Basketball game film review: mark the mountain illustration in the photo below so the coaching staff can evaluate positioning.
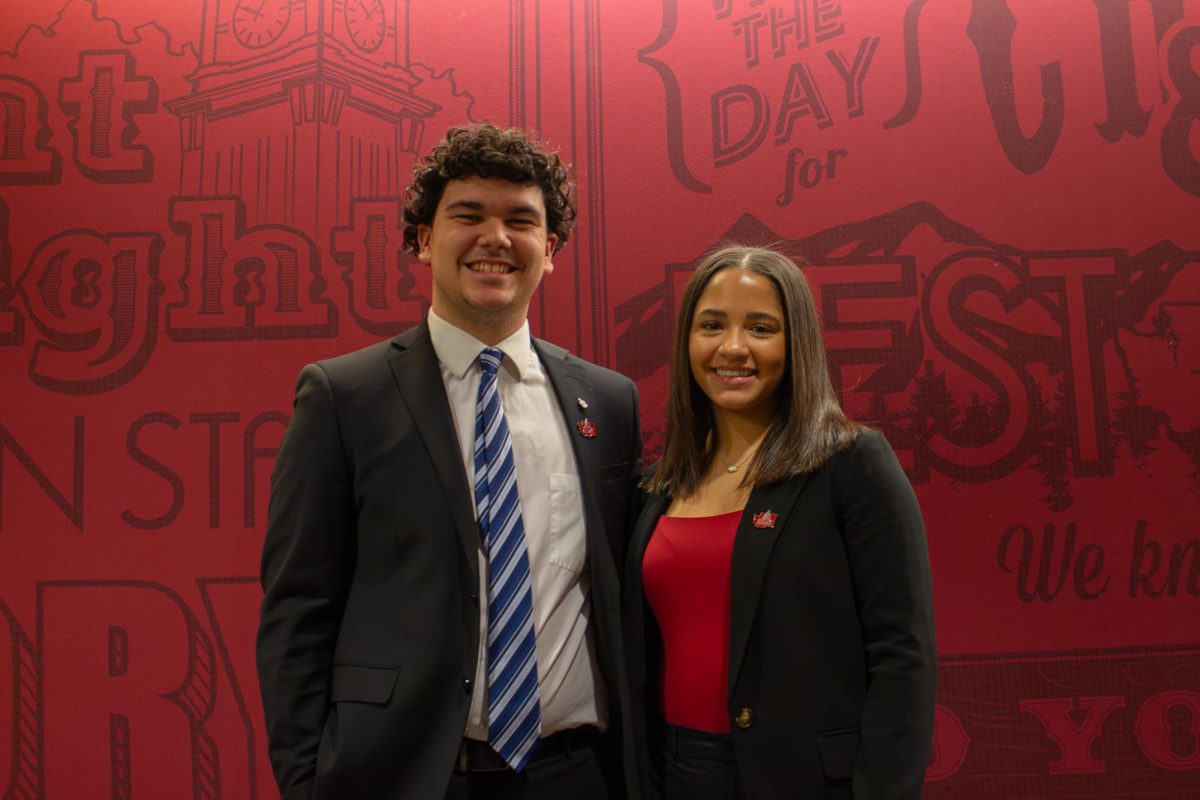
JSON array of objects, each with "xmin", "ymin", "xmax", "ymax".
[
  {"xmin": 616, "ymin": 203, "xmax": 1200, "ymax": 498},
  {"xmin": 1, "ymin": 0, "xmax": 200, "ymax": 62}
]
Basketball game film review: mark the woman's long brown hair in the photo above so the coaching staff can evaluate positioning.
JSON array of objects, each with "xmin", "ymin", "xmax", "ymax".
[{"xmin": 644, "ymin": 245, "xmax": 863, "ymax": 499}]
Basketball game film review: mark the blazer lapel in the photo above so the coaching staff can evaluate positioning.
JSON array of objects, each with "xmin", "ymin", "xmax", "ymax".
[
  {"xmin": 388, "ymin": 323, "xmax": 479, "ymax": 580},
  {"xmin": 628, "ymin": 494, "xmax": 671, "ymax": 584},
  {"xmin": 727, "ymin": 475, "xmax": 810, "ymax": 696},
  {"xmin": 625, "ymin": 493, "xmax": 671, "ymax": 694}
]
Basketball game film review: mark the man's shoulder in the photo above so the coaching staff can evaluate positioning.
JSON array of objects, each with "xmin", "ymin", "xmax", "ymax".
[
  {"xmin": 305, "ymin": 325, "xmax": 427, "ymax": 381},
  {"xmin": 534, "ymin": 337, "xmax": 634, "ymax": 391},
  {"xmin": 317, "ymin": 338, "xmax": 392, "ymax": 366}
]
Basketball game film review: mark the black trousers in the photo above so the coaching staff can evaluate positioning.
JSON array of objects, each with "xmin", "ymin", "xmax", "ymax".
[
  {"xmin": 661, "ymin": 724, "xmax": 737, "ymax": 800},
  {"xmin": 445, "ymin": 731, "xmax": 611, "ymax": 800}
]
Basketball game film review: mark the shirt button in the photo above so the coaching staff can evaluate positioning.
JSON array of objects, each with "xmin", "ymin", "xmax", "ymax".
[
  {"xmin": 735, "ymin": 707, "xmax": 754, "ymax": 729},
  {"xmin": 463, "ymin": 677, "xmax": 473, "ymax": 695}
]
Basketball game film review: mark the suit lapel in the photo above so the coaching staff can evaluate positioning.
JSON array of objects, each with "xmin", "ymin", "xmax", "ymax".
[
  {"xmin": 534, "ymin": 339, "xmax": 589, "ymax": 444},
  {"xmin": 388, "ymin": 323, "xmax": 479, "ymax": 580},
  {"xmin": 534, "ymin": 338, "xmax": 627, "ymax": 680},
  {"xmin": 533, "ymin": 339, "xmax": 608, "ymax": 560},
  {"xmin": 727, "ymin": 474, "xmax": 810, "ymax": 696}
]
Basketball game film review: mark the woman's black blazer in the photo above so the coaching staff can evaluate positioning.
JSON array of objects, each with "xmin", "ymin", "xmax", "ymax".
[{"xmin": 623, "ymin": 430, "xmax": 936, "ymax": 799}]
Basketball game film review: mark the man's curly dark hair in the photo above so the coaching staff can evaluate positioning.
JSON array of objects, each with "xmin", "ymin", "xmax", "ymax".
[{"xmin": 402, "ymin": 124, "xmax": 576, "ymax": 255}]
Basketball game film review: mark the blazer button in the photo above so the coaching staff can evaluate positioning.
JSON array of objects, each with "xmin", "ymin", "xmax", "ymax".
[
  {"xmin": 463, "ymin": 677, "xmax": 473, "ymax": 695},
  {"xmin": 735, "ymin": 707, "xmax": 754, "ymax": 729}
]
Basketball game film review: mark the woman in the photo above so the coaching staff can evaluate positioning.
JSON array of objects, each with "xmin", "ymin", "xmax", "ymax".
[{"xmin": 624, "ymin": 246, "xmax": 936, "ymax": 799}]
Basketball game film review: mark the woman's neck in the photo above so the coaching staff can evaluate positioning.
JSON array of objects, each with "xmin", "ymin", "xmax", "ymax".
[
  {"xmin": 710, "ymin": 407, "xmax": 772, "ymax": 463},
  {"xmin": 665, "ymin": 408, "xmax": 772, "ymax": 517}
]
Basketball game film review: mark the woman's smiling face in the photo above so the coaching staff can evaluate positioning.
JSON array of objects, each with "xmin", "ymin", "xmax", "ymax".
[{"xmin": 688, "ymin": 268, "xmax": 788, "ymax": 422}]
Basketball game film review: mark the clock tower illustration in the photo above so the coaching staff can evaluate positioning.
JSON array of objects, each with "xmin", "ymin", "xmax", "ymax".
[{"xmin": 167, "ymin": 0, "xmax": 439, "ymax": 233}]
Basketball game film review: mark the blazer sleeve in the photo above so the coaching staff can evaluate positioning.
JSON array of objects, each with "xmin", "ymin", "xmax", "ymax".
[
  {"xmin": 256, "ymin": 363, "xmax": 357, "ymax": 800},
  {"xmin": 833, "ymin": 430, "xmax": 937, "ymax": 799}
]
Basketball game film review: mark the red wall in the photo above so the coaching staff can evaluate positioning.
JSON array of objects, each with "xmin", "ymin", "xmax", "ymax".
[{"xmin": 2, "ymin": 0, "xmax": 1199, "ymax": 796}]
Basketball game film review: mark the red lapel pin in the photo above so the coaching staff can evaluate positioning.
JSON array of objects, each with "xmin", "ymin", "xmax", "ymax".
[
  {"xmin": 576, "ymin": 398, "xmax": 596, "ymax": 437},
  {"xmin": 752, "ymin": 510, "xmax": 777, "ymax": 529}
]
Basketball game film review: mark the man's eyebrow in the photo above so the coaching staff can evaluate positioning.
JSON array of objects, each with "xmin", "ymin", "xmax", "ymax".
[
  {"xmin": 505, "ymin": 203, "xmax": 544, "ymax": 218},
  {"xmin": 443, "ymin": 199, "xmax": 483, "ymax": 212},
  {"xmin": 442, "ymin": 199, "xmax": 544, "ymax": 218}
]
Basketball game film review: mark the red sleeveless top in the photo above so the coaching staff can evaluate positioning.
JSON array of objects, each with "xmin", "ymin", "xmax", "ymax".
[{"xmin": 641, "ymin": 510, "xmax": 740, "ymax": 734}]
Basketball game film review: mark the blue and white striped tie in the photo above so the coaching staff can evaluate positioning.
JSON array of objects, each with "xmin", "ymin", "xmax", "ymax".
[{"xmin": 474, "ymin": 347, "xmax": 541, "ymax": 771}]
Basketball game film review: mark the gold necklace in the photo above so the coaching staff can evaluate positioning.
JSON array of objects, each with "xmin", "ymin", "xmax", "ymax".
[{"xmin": 716, "ymin": 446, "xmax": 756, "ymax": 474}]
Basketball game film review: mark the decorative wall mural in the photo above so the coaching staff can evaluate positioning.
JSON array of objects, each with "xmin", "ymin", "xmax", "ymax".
[{"xmin": 1, "ymin": 0, "xmax": 1197, "ymax": 796}]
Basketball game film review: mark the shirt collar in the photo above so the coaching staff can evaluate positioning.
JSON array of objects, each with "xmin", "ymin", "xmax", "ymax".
[{"xmin": 427, "ymin": 308, "xmax": 535, "ymax": 381}]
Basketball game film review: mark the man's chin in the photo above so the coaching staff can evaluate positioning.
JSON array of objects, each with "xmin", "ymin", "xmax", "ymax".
[{"xmin": 463, "ymin": 291, "xmax": 521, "ymax": 315}]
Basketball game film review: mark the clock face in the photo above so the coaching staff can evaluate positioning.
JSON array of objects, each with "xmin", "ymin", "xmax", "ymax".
[
  {"xmin": 233, "ymin": 0, "xmax": 292, "ymax": 48},
  {"xmin": 344, "ymin": 0, "xmax": 386, "ymax": 52}
]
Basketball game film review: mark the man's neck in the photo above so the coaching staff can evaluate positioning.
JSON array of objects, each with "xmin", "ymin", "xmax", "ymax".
[
  {"xmin": 429, "ymin": 306, "xmax": 526, "ymax": 348},
  {"xmin": 458, "ymin": 320, "xmax": 524, "ymax": 347}
]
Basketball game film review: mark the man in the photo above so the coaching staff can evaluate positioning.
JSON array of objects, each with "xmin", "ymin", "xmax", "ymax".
[{"xmin": 257, "ymin": 125, "xmax": 642, "ymax": 799}]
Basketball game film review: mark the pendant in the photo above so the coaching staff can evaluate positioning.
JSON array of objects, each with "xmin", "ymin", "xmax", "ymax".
[{"xmin": 727, "ymin": 465, "xmax": 738, "ymax": 473}]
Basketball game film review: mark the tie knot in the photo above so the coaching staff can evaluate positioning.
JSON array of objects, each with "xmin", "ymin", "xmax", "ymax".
[{"xmin": 478, "ymin": 348, "xmax": 504, "ymax": 376}]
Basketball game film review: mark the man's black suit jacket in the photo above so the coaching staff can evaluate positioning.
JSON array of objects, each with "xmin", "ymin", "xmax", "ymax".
[
  {"xmin": 623, "ymin": 430, "xmax": 936, "ymax": 799},
  {"xmin": 257, "ymin": 322, "xmax": 643, "ymax": 800}
]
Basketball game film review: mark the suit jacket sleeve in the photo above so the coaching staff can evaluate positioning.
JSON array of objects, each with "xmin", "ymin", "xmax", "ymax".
[
  {"xmin": 834, "ymin": 430, "xmax": 937, "ymax": 799},
  {"xmin": 257, "ymin": 363, "xmax": 356, "ymax": 800}
]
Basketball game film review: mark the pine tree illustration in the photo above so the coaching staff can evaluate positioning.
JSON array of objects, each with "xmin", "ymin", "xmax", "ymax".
[
  {"xmin": 865, "ymin": 393, "xmax": 912, "ymax": 449},
  {"xmin": 1147, "ymin": 307, "xmax": 1176, "ymax": 369},
  {"xmin": 1028, "ymin": 384, "xmax": 1073, "ymax": 511},
  {"xmin": 1112, "ymin": 375, "xmax": 1164, "ymax": 460},
  {"xmin": 1164, "ymin": 423, "xmax": 1200, "ymax": 488},
  {"xmin": 906, "ymin": 360, "xmax": 960, "ymax": 443},
  {"xmin": 959, "ymin": 393, "xmax": 1004, "ymax": 447},
  {"xmin": 1111, "ymin": 330, "xmax": 1169, "ymax": 462}
]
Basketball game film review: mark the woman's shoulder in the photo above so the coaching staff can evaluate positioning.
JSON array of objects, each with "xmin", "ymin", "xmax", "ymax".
[
  {"xmin": 845, "ymin": 426, "xmax": 891, "ymax": 453},
  {"xmin": 824, "ymin": 426, "xmax": 904, "ymax": 478}
]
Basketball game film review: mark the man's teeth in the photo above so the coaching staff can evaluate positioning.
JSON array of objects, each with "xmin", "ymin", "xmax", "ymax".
[
  {"xmin": 715, "ymin": 369, "xmax": 753, "ymax": 377},
  {"xmin": 468, "ymin": 263, "xmax": 513, "ymax": 274}
]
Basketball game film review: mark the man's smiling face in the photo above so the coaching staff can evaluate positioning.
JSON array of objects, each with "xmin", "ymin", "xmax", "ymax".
[{"xmin": 417, "ymin": 176, "xmax": 557, "ymax": 343}]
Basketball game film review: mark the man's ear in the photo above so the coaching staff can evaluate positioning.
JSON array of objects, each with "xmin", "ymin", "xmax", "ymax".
[
  {"xmin": 416, "ymin": 225, "xmax": 433, "ymax": 264},
  {"xmin": 543, "ymin": 235, "xmax": 558, "ymax": 275}
]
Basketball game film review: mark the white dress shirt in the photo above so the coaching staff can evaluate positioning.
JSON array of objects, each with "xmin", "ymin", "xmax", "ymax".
[{"xmin": 427, "ymin": 309, "xmax": 607, "ymax": 740}]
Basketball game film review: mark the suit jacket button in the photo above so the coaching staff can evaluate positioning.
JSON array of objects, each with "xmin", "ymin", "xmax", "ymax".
[
  {"xmin": 463, "ymin": 677, "xmax": 473, "ymax": 695},
  {"xmin": 735, "ymin": 707, "xmax": 754, "ymax": 729}
]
